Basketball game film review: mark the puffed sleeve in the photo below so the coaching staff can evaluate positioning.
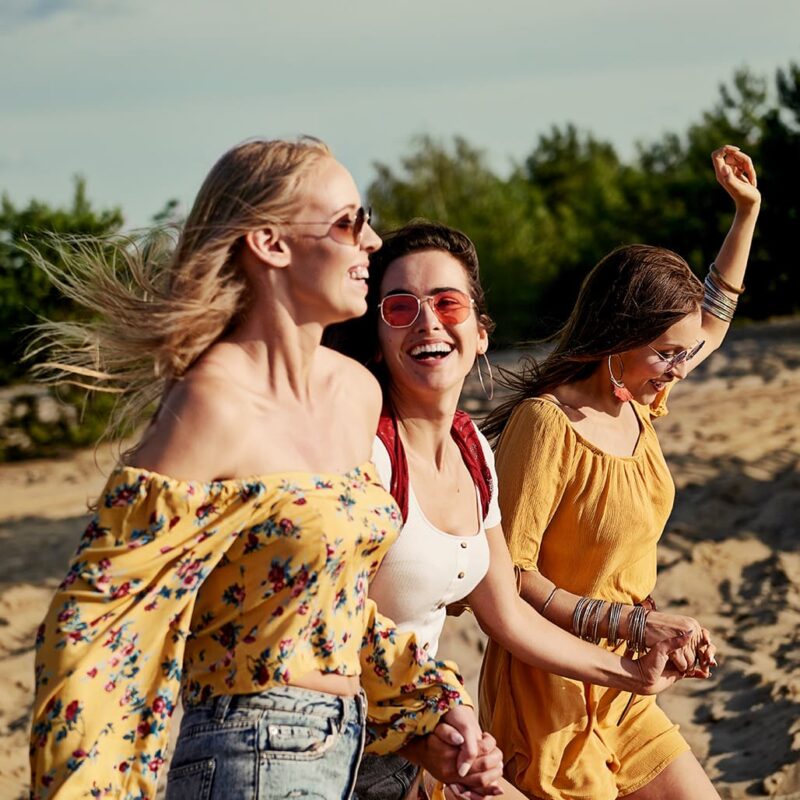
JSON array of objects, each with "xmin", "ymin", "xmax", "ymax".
[
  {"xmin": 29, "ymin": 469, "xmax": 256, "ymax": 800},
  {"xmin": 359, "ymin": 599, "xmax": 470, "ymax": 755},
  {"xmin": 493, "ymin": 400, "xmax": 575, "ymax": 571}
]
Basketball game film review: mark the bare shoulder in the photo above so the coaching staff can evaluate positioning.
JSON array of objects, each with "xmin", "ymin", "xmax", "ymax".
[
  {"xmin": 318, "ymin": 346, "xmax": 382, "ymax": 417},
  {"xmin": 128, "ymin": 372, "xmax": 248, "ymax": 481},
  {"xmin": 320, "ymin": 347, "xmax": 383, "ymax": 448}
]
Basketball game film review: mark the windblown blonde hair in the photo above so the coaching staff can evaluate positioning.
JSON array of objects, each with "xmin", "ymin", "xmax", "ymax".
[{"xmin": 26, "ymin": 137, "xmax": 332, "ymax": 438}]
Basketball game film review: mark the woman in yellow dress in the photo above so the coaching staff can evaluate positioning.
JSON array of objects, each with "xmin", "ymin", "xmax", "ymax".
[
  {"xmin": 480, "ymin": 145, "xmax": 760, "ymax": 799},
  {"xmin": 27, "ymin": 138, "xmax": 495, "ymax": 799}
]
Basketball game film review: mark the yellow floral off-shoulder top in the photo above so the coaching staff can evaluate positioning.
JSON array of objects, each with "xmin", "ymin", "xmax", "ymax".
[{"xmin": 30, "ymin": 463, "xmax": 467, "ymax": 800}]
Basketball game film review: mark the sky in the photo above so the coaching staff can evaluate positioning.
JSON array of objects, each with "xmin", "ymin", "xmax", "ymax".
[{"xmin": 1, "ymin": 0, "xmax": 798, "ymax": 227}]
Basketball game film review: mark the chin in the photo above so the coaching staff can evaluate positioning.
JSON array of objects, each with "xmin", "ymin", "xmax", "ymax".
[{"xmin": 634, "ymin": 387, "xmax": 660, "ymax": 405}]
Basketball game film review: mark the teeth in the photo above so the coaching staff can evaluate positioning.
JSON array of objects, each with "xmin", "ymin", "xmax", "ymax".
[
  {"xmin": 348, "ymin": 266, "xmax": 368, "ymax": 279},
  {"xmin": 409, "ymin": 343, "xmax": 453, "ymax": 357}
]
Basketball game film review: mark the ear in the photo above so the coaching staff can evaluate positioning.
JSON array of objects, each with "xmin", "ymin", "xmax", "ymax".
[
  {"xmin": 476, "ymin": 326, "xmax": 489, "ymax": 356},
  {"xmin": 243, "ymin": 227, "xmax": 291, "ymax": 269}
]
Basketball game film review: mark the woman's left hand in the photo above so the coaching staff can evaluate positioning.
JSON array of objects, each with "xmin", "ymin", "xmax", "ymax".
[{"xmin": 713, "ymin": 145, "xmax": 761, "ymax": 211}]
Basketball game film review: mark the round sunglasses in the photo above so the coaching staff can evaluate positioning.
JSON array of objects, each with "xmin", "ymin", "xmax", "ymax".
[
  {"xmin": 379, "ymin": 290, "xmax": 476, "ymax": 328},
  {"xmin": 647, "ymin": 339, "xmax": 705, "ymax": 371}
]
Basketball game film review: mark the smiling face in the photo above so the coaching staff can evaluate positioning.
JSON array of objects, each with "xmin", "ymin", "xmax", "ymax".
[
  {"xmin": 282, "ymin": 157, "xmax": 381, "ymax": 324},
  {"xmin": 376, "ymin": 249, "xmax": 488, "ymax": 405},
  {"xmin": 617, "ymin": 306, "xmax": 704, "ymax": 404}
]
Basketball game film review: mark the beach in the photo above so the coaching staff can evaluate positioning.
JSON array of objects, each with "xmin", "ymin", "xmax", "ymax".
[{"xmin": 1, "ymin": 319, "xmax": 798, "ymax": 798}]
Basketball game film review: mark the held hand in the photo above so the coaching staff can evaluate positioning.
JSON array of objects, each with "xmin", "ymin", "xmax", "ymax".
[
  {"xmin": 440, "ymin": 705, "xmax": 483, "ymax": 779},
  {"xmin": 631, "ymin": 631, "xmax": 713, "ymax": 693},
  {"xmin": 645, "ymin": 611, "xmax": 717, "ymax": 674},
  {"xmin": 411, "ymin": 725, "xmax": 503, "ymax": 797},
  {"xmin": 712, "ymin": 145, "xmax": 761, "ymax": 210}
]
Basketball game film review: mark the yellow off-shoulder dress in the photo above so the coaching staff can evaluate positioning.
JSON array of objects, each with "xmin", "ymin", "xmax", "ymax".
[
  {"xmin": 479, "ymin": 394, "xmax": 689, "ymax": 800},
  {"xmin": 30, "ymin": 463, "xmax": 468, "ymax": 799}
]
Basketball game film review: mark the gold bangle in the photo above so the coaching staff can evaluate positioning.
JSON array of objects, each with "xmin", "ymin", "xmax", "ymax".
[{"xmin": 710, "ymin": 262, "xmax": 745, "ymax": 295}]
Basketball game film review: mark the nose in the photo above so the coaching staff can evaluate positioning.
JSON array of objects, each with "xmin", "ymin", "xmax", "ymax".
[
  {"xmin": 415, "ymin": 297, "xmax": 442, "ymax": 330},
  {"xmin": 667, "ymin": 360, "xmax": 690, "ymax": 380},
  {"xmin": 361, "ymin": 223, "xmax": 382, "ymax": 254}
]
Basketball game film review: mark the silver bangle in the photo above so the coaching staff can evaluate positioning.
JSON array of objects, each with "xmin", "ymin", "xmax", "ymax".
[
  {"xmin": 607, "ymin": 602, "xmax": 623, "ymax": 647},
  {"xmin": 703, "ymin": 273, "xmax": 738, "ymax": 322},
  {"xmin": 540, "ymin": 587, "xmax": 558, "ymax": 617},
  {"xmin": 572, "ymin": 597, "xmax": 590, "ymax": 637},
  {"xmin": 626, "ymin": 606, "xmax": 650, "ymax": 654}
]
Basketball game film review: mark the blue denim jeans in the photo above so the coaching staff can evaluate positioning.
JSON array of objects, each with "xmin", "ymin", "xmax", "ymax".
[
  {"xmin": 166, "ymin": 685, "xmax": 367, "ymax": 800},
  {"xmin": 353, "ymin": 753, "xmax": 420, "ymax": 800}
]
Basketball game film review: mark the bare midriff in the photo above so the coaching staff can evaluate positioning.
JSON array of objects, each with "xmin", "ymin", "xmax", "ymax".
[{"xmin": 290, "ymin": 669, "xmax": 361, "ymax": 697}]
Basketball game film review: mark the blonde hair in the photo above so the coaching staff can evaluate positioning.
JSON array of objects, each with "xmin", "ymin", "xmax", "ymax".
[{"xmin": 26, "ymin": 137, "xmax": 332, "ymax": 437}]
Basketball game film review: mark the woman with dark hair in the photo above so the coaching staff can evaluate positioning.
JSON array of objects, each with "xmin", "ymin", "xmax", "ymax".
[
  {"xmin": 479, "ymin": 145, "xmax": 760, "ymax": 799},
  {"xmin": 27, "ymin": 138, "xmax": 490, "ymax": 800},
  {"xmin": 325, "ymin": 221, "xmax": 703, "ymax": 800}
]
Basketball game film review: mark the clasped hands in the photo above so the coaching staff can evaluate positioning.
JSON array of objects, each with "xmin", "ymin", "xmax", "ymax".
[
  {"xmin": 633, "ymin": 611, "xmax": 717, "ymax": 693},
  {"xmin": 403, "ymin": 705, "xmax": 504, "ymax": 799}
]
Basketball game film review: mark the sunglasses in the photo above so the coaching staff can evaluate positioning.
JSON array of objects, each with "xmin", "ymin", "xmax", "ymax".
[
  {"xmin": 284, "ymin": 206, "xmax": 372, "ymax": 246},
  {"xmin": 379, "ymin": 290, "xmax": 476, "ymax": 328},
  {"xmin": 647, "ymin": 339, "xmax": 705, "ymax": 371}
]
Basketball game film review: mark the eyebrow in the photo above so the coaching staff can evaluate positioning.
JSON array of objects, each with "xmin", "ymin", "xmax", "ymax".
[
  {"xmin": 652, "ymin": 341, "xmax": 694, "ymax": 351},
  {"xmin": 383, "ymin": 286, "xmax": 464, "ymax": 297}
]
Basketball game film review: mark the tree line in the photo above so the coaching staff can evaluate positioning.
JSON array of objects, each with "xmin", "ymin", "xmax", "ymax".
[{"xmin": 1, "ymin": 65, "xmax": 797, "ymax": 388}]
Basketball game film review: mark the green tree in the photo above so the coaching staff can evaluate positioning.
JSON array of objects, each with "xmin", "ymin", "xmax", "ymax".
[{"xmin": 0, "ymin": 176, "xmax": 124, "ymax": 383}]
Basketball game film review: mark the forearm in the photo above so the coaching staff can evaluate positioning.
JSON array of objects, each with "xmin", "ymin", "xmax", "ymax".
[
  {"xmin": 473, "ymin": 595, "xmax": 643, "ymax": 692},
  {"xmin": 703, "ymin": 204, "xmax": 760, "ymax": 346},
  {"xmin": 518, "ymin": 569, "xmax": 640, "ymax": 641}
]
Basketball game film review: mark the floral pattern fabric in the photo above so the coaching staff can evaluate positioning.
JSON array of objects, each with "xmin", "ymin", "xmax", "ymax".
[{"xmin": 30, "ymin": 464, "xmax": 467, "ymax": 799}]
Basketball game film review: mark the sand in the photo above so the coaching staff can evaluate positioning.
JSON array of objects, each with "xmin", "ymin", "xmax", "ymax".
[{"xmin": 1, "ymin": 319, "xmax": 798, "ymax": 799}]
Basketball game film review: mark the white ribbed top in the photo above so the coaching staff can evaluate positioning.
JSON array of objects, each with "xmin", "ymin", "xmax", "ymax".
[{"xmin": 368, "ymin": 429, "xmax": 500, "ymax": 657}]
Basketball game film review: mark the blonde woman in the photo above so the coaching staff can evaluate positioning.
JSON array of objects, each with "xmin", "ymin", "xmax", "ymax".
[{"xmin": 28, "ymin": 139, "xmax": 495, "ymax": 800}]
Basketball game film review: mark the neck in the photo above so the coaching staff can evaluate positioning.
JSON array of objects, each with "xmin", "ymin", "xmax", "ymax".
[
  {"xmin": 223, "ymin": 300, "xmax": 324, "ymax": 404},
  {"xmin": 389, "ymin": 384, "xmax": 462, "ymax": 470},
  {"xmin": 564, "ymin": 364, "xmax": 627, "ymax": 418}
]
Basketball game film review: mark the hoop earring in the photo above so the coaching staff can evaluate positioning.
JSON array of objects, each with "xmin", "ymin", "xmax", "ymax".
[
  {"xmin": 608, "ymin": 355, "xmax": 633, "ymax": 403},
  {"xmin": 476, "ymin": 353, "xmax": 494, "ymax": 401}
]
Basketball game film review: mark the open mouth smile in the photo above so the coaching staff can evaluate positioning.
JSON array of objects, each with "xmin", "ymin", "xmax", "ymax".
[{"xmin": 408, "ymin": 342, "xmax": 455, "ymax": 362}]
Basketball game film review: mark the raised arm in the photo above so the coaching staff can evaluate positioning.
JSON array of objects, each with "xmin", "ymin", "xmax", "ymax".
[{"xmin": 691, "ymin": 145, "xmax": 761, "ymax": 370}]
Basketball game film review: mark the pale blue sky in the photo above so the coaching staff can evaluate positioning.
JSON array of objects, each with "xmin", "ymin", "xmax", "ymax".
[{"xmin": 2, "ymin": 0, "xmax": 798, "ymax": 226}]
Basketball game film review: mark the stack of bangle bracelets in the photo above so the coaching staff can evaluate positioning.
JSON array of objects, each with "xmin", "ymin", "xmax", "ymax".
[
  {"xmin": 570, "ymin": 597, "xmax": 649, "ymax": 654},
  {"xmin": 558, "ymin": 594, "xmax": 655, "ymax": 725},
  {"xmin": 703, "ymin": 262, "xmax": 744, "ymax": 323}
]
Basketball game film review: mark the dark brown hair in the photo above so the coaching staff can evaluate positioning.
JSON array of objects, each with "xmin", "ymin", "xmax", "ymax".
[
  {"xmin": 324, "ymin": 219, "xmax": 494, "ymax": 387},
  {"xmin": 482, "ymin": 244, "xmax": 703, "ymax": 442}
]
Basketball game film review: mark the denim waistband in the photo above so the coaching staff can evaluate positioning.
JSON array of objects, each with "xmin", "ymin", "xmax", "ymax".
[{"xmin": 194, "ymin": 684, "xmax": 366, "ymax": 726}]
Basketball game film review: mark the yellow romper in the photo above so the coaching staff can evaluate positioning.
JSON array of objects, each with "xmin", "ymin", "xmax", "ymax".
[
  {"xmin": 30, "ymin": 463, "xmax": 468, "ymax": 799},
  {"xmin": 479, "ymin": 394, "xmax": 689, "ymax": 800}
]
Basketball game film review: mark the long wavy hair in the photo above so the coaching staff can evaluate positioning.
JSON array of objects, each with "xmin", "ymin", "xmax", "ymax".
[
  {"xmin": 25, "ymin": 137, "xmax": 331, "ymax": 438},
  {"xmin": 482, "ymin": 244, "xmax": 703, "ymax": 443},
  {"xmin": 324, "ymin": 219, "xmax": 495, "ymax": 393}
]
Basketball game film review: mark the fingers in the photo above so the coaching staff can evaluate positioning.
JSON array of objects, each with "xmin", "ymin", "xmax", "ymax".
[
  {"xmin": 668, "ymin": 645, "xmax": 695, "ymax": 674},
  {"xmin": 450, "ymin": 733, "xmax": 504, "ymax": 797},
  {"xmin": 433, "ymin": 722, "xmax": 465, "ymax": 747},
  {"xmin": 442, "ymin": 707, "xmax": 482, "ymax": 778},
  {"xmin": 713, "ymin": 144, "xmax": 758, "ymax": 189}
]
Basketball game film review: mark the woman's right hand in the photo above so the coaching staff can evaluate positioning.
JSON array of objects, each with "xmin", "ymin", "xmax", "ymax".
[{"xmin": 644, "ymin": 610, "xmax": 716, "ymax": 673}]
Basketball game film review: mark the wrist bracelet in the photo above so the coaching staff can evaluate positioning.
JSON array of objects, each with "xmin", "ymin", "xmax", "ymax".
[{"xmin": 540, "ymin": 587, "xmax": 558, "ymax": 616}]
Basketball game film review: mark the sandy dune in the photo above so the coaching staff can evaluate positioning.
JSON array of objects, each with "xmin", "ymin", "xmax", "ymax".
[{"xmin": 1, "ymin": 320, "xmax": 798, "ymax": 799}]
